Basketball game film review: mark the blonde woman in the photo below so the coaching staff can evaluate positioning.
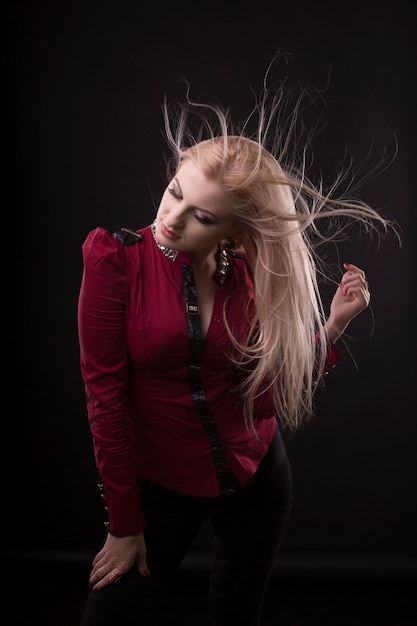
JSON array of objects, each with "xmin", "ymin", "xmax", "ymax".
[{"xmin": 77, "ymin": 80, "xmax": 396, "ymax": 625}]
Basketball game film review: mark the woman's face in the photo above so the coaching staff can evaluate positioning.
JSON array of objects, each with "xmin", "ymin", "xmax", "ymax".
[{"xmin": 155, "ymin": 158, "xmax": 236, "ymax": 259}]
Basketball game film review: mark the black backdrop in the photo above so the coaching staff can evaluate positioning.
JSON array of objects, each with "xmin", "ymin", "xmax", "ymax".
[{"xmin": 10, "ymin": 0, "xmax": 416, "ymax": 572}]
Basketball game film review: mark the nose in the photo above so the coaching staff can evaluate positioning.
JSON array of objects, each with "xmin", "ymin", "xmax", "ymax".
[{"xmin": 165, "ymin": 204, "xmax": 186, "ymax": 231}]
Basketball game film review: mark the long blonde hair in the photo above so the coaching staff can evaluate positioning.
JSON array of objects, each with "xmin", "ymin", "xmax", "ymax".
[{"xmin": 161, "ymin": 79, "xmax": 399, "ymax": 433}]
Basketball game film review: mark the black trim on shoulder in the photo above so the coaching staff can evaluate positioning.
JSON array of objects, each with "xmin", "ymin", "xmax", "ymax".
[{"xmin": 113, "ymin": 227, "xmax": 144, "ymax": 246}]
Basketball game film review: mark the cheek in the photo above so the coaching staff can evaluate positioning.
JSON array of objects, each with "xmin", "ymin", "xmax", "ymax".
[{"xmin": 195, "ymin": 229, "xmax": 227, "ymax": 247}]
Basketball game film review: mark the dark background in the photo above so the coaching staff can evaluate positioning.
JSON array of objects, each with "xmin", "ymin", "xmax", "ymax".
[{"xmin": 9, "ymin": 0, "xmax": 416, "ymax": 607}]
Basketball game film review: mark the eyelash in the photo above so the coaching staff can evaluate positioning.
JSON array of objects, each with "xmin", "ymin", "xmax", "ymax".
[
  {"xmin": 168, "ymin": 187, "xmax": 214, "ymax": 225},
  {"xmin": 194, "ymin": 214, "xmax": 213, "ymax": 225},
  {"xmin": 168, "ymin": 187, "xmax": 181, "ymax": 200}
]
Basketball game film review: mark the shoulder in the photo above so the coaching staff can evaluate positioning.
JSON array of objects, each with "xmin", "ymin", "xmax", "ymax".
[
  {"xmin": 81, "ymin": 226, "xmax": 146, "ymax": 270},
  {"xmin": 83, "ymin": 226, "xmax": 144, "ymax": 253}
]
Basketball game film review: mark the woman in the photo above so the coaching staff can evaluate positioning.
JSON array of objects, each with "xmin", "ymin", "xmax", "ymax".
[{"xmin": 77, "ymin": 82, "xmax": 394, "ymax": 625}]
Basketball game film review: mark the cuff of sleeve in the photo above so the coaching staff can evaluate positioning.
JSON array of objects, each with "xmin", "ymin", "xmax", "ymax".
[
  {"xmin": 326, "ymin": 341, "xmax": 345, "ymax": 369},
  {"xmin": 98, "ymin": 481, "xmax": 146, "ymax": 536}
]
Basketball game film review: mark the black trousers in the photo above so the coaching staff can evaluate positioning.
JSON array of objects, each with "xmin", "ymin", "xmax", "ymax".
[{"xmin": 79, "ymin": 427, "xmax": 293, "ymax": 626}]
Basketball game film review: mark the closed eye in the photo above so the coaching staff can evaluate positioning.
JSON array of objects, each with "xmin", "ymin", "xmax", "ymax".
[
  {"xmin": 168, "ymin": 187, "xmax": 216, "ymax": 225},
  {"xmin": 168, "ymin": 187, "xmax": 182, "ymax": 200},
  {"xmin": 194, "ymin": 212, "xmax": 214, "ymax": 225}
]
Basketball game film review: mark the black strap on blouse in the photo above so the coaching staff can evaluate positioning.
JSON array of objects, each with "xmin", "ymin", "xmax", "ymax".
[{"xmin": 181, "ymin": 263, "xmax": 237, "ymax": 495}]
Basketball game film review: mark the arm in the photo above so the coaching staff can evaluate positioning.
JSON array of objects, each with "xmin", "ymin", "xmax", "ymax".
[
  {"xmin": 324, "ymin": 262, "xmax": 370, "ymax": 343},
  {"xmin": 78, "ymin": 228, "xmax": 149, "ymax": 587}
]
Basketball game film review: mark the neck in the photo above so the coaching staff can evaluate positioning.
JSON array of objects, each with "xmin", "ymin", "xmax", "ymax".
[{"xmin": 190, "ymin": 245, "xmax": 218, "ymax": 273}]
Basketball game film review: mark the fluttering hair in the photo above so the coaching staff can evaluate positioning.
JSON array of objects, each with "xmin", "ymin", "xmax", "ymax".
[{"xmin": 160, "ymin": 71, "xmax": 400, "ymax": 434}]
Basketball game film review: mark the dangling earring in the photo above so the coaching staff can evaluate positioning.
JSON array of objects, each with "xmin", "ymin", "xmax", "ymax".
[{"xmin": 224, "ymin": 240, "xmax": 237, "ymax": 250}]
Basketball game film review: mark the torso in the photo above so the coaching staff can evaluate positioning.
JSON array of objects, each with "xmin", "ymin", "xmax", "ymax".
[{"xmin": 79, "ymin": 226, "xmax": 278, "ymax": 507}]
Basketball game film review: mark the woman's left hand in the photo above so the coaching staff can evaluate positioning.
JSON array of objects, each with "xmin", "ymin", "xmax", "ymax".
[{"xmin": 326, "ymin": 262, "xmax": 370, "ymax": 342}]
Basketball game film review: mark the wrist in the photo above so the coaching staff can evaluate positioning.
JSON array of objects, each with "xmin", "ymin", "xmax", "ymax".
[{"xmin": 324, "ymin": 317, "xmax": 348, "ymax": 343}]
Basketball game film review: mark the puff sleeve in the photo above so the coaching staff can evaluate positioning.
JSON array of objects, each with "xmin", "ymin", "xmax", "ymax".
[{"xmin": 78, "ymin": 227, "xmax": 145, "ymax": 536}]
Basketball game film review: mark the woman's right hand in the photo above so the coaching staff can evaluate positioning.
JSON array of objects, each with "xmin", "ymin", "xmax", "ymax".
[{"xmin": 89, "ymin": 531, "xmax": 149, "ymax": 592}]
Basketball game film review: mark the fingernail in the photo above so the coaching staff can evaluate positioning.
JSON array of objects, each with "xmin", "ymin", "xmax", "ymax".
[
  {"xmin": 92, "ymin": 586, "xmax": 98, "ymax": 593},
  {"xmin": 143, "ymin": 569, "xmax": 150, "ymax": 577}
]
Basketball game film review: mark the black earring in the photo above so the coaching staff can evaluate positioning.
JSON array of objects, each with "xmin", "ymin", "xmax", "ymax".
[{"xmin": 225, "ymin": 240, "xmax": 237, "ymax": 250}]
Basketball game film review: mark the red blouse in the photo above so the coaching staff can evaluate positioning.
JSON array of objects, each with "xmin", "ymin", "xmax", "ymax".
[{"xmin": 78, "ymin": 225, "xmax": 343, "ymax": 536}]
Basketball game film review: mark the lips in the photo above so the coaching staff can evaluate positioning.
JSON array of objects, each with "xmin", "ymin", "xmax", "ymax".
[{"xmin": 160, "ymin": 221, "xmax": 180, "ymax": 241}]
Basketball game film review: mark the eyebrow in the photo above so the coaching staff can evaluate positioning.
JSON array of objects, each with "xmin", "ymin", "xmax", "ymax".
[{"xmin": 174, "ymin": 177, "xmax": 219, "ymax": 221}]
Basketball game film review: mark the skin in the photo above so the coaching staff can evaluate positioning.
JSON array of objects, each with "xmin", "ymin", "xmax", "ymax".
[{"xmin": 89, "ymin": 157, "xmax": 370, "ymax": 592}]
